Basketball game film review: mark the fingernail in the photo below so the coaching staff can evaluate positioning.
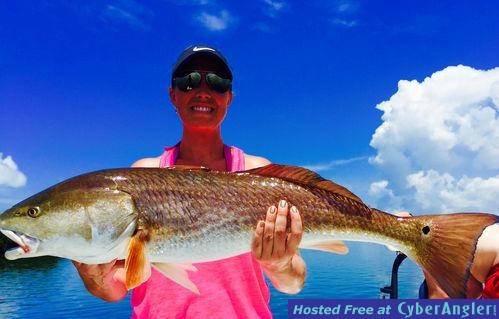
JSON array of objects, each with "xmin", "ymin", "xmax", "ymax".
[
  {"xmin": 290, "ymin": 206, "xmax": 298, "ymax": 214},
  {"xmin": 279, "ymin": 200, "xmax": 287, "ymax": 208},
  {"xmin": 259, "ymin": 221, "xmax": 265, "ymax": 228},
  {"xmin": 269, "ymin": 206, "xmax": 276, "ymax": 214}
]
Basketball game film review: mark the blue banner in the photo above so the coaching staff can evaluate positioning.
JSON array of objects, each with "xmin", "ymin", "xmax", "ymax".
[{"xmin": 288, "ymin": 299, "xmax": 498, "ymax": 319}]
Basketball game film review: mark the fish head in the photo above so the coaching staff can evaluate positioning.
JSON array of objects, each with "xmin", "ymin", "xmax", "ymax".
[{"xmin": 0, "ymin": 173, "xmax": 138, "ymax": 263}]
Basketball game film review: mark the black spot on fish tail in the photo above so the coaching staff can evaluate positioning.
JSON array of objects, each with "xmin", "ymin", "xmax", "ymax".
[{"xmin": 422, "ymin": 225, "xmax": 431, "ymax": 235}]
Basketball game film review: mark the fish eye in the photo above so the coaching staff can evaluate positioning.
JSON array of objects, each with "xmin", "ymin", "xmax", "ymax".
[
  {"xmin": 421, "ymin": 225, "xmax": 431, "ymax": 235},
  {"xmin": 27, "ymin": 207, "xmax": 40, "ymax": 218}
]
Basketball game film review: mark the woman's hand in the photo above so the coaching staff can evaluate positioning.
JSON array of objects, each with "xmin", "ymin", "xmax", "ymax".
[
  {"xmin": 72, "ymin": 259, "xmax": 129, "ymax": 302},
  {"xmin": 251, "ymin": 200, "xmax": 306, "ymax": 294}
]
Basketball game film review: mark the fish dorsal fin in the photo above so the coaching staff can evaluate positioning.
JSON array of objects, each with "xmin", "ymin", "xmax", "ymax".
[
  {"xmin": 246, "ymin": 164, "xmax": 363, "ymax": 203},
  {"xmin": 152, "ymin": 262, "xmax": 200, "ymax": 295},
  {"xmin": 168, "ymin": 165, "xmax": 210, "ymax": 171},
  {"xmin": 125, "ymin": 231, "xmax": 151, "ymax": 290}
]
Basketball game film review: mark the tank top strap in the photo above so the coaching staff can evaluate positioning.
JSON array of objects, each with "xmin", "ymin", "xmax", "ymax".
[
  {"xmin": 224, "ymin": 145, "xmax": 245, "ymax": 171},
  {"xmin": 159, "ymin": 143, "xmax": 180, "ymax": 168}
]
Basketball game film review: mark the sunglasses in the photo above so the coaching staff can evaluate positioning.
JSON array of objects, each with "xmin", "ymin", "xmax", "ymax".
[{"xmin": 173, "ymin": 71, "xmax": 232, "ymax": 93}]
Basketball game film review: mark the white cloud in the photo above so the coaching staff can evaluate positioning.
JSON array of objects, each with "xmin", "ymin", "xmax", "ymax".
[
  {"xmin": 100, "ymin": 0, "xmax": 154, "ymax": 31},
  {"xmin": 304, "ymin": 156, "xmax": 367, "ymax": 172},
  {"xmin": 196, "ymin": 10, "xmax": 233, "ymax": 31},
  {"xmin": 369, "ymin": 65, "xmax": 499, "ymax": 214},
  {"xmin": 253, "ymin": 22, "xmax": 274, "ymax": 33},
  {"xmin": 406, "ymin": 171, "xmax": 499, "ymax": 213},
  {"xmin": 262, "ymin": 0, "xmax": 286, "ymax": 17},
  {"xmin": 336, "ymin": 0, "xmax": 359, "ymax": 13},
  {"xmin": 367, "ymin": 180, "xmax": 405, "ymax": 212},
  {"xmin": 168, "ymin": 0, "xmax": 209, "ymax": 5},
  {"xmin": 264, "ymin": 0, "xmax": 285, "ymax": 11},
  {"xmin": 49, "ymin": 0, "xmax": 154, "ymax": 31},
  {"xmin": 0, "ymin": 153, "xmax": 27, "ymax": 188},
  {"xmin": 328, "ymin": 0, "xmax": 359, "ymax": 28},
  {"xmin": 369, "ymin": 180, "xmax": 392, "ymax": 197},
  {"xmin": 331, "ymin": 18, "xmax": 357, "ymax": 27}
]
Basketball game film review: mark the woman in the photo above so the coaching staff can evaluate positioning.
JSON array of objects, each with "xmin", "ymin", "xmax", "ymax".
[{"xmin": 74, "ymin": 45, "xmax": 307, "ymax": 318}]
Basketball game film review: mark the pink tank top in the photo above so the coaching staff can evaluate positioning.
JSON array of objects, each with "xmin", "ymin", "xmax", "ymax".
[{"xmin": 130, "ymin": 144, "xmax": 272, "ymax": 319}]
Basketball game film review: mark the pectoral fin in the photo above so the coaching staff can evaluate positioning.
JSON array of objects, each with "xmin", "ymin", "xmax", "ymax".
[
  {"xmin": 125, "ymin": 231, "xmax": 150, "ymax": 290},
  {"xmin": 302, "ymin": 240, "xmax": 349, "ymax": 254},
  {"xmin": 152, "ymin": 262, "xmax": 200, "ymax": 295}
]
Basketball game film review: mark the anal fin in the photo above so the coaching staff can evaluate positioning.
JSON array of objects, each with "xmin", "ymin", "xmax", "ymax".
[
  {"xmin": 302, "ymin": 240, "xmax": 349, "ymax": 255},
  {"xmin": 152, "ymin": 262, "xmax": 200, "ymax": 295}
]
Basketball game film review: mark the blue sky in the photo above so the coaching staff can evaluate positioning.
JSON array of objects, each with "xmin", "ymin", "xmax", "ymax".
[{"xmin": 1, "ymin": 0, "xmax": 498, "ymax": 215}]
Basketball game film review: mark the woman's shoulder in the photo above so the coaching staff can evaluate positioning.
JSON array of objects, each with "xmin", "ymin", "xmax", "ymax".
[
  {"xmin": 243, "ymin": 153, "xmax": 271, "ymax": 170},
  {"xmin": 131, "ymin": 156, "xmax": 162, "ymax": 168}
]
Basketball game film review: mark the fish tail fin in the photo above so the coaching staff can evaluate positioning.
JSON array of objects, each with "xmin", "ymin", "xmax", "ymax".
[
  {"xmin": 413, "ymin": 213, "xmax": 498, "ymax": 298},
  {"xmin": 125, "ymin": 231, "xmax": 151, "ymax": 290}
]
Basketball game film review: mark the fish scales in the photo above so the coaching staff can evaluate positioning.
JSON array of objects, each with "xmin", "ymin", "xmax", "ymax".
[{"xmin": 109, "ymin": 168, "xmax": 414, "ymax": 259}]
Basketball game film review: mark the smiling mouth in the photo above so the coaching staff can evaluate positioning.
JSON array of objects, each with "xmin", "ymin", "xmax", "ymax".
[
  {"xmin": 0, "ymin": 229, "xmax": 40, "ymax": 257},
  {"xmin": 191, "ymin": 106, "xmax": 214, "ymax": 113}
]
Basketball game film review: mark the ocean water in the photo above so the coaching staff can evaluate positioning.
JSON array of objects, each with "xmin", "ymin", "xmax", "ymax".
[{"xmin": 0, "ymin": 243, "xmax": 423, "ymax": 319}]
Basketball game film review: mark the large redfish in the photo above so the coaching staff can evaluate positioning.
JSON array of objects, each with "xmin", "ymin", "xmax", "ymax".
[{"xmin": 0, "ymin": 164, "xmax": 497, "ymax": 298}]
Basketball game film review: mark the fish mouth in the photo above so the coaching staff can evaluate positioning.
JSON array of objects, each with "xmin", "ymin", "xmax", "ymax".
[{"xmin": 0, "ymin": 229, "xmax": 40, "ymax": 260}]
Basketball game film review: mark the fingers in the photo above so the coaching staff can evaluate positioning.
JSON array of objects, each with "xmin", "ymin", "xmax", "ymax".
[
  {"xmin": 273, "ymin": 200, "xmax": 289, "ymax": 258},
  {"xmin": 252, "ymin": 199, "xmax": 304, "ymax": 263},
  {"xmin": 261, "ymin": 205, "xmax": 278, "ymax": 259},
  {"xmin": 286, "ymin": 206, "xmax": 303, "ymax": 254},
  {"xmin": 251, "ymin": 220, "xmax": 265, "ymax": 259},
  {"xmin": 72, "ymin": 259, "xmax": 121, "ymax": 277}
]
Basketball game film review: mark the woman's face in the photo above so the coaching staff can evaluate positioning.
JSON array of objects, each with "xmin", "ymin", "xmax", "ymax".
[{"xmin": 169, "ymin": 57, "xmax": 233, "ymax": 131}]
